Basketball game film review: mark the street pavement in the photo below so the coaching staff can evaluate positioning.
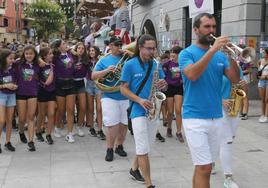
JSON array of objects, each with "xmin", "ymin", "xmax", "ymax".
[{"xmin": 0, "ymin": 100, "xmax": 268, "ymax": 188}]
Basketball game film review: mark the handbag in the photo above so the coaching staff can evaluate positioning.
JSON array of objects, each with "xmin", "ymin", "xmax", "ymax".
[
  {"xmin": 127, "ymin": 58, "xmax": 153, "ymax": 135},
  {"xmin": 257, "ymin": 63, "xmax": 268, "ymax": 79}
]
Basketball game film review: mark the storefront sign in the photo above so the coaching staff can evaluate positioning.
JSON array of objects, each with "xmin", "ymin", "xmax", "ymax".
[{"xmin": 189, "ymin": 0, "xmax": 214, "ymax": 18}]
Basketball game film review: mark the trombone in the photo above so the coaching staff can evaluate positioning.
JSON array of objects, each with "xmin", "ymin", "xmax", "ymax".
[{"xmin": 210, "ymin": 34, "xmax": 256, "ymax": 64}]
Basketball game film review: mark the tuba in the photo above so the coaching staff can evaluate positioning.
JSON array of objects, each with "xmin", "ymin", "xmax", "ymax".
[
  {"xmin": 146, "ymin": 59, "xmax": 166, "ymax": 121},
  {"xmin": 94, "ymin": 42, "xmax": 136, "ymax": 92},
  {"xmin": 228, "ymin": 84, "xmax": 246, "ymax": 117}
]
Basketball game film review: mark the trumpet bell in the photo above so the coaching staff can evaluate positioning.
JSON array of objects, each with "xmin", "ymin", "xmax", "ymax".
[{"xmin": 241, "ymin": 47, "xmax": 256, "ymax": 63}]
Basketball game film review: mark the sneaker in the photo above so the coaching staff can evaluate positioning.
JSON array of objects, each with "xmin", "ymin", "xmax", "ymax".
[
  {"xmin": 88, "ymin": 128, "xmax": 97, "ymax": 137},
  {"xmin": 176, "ymin": 132, "xmax": 185, "ymax": 143},
  {"xmin": 0, "ymin": 144, "xmax": 2, "ymax": 153},
  {"xmin": 259, "ymin": 116, "xmax": 267, "ymax": 123},
  {"xmin": 46, "ymin": 134, "xmax": 54, "ymax": 145},
  {"xmin": 211, "ymin": 162, "xmax": 216, "ymax": 175},
  {"xmin": 115, "ymin": 145, "xmax": 127, "ymax": 157},
  {"xmin": 54, "ymin": 127, "xmax": 62, "ymax": 138},
  {"xmin": 36, "ymin": 132, "xmax": 45, "ymax": 142},
  {"xmin": 129, "ymin": 168, "xmax": 145, "ymax": 182},
  {"xmin": 76, "ymin": 126, "xmax": 85, "ymax": 137},
  {"xmin": 4, "ymin": 142, "xmax": 15, "ymax": 152},
  {"xmin": 97, "ymin": 130, "xmax": 106, "ymax": 140},
  {"xmin": 105, "ymin": 148, "xmax": 114, "ymax": 162},
  {"xmin": 19, "ymin": 132, "xmax": 28, "ymax": 144},
  {"xmin": 224, "ymin": 177, "xmax": 239, "ymax": 188},
  {"xmin": 28, "ymin": 141, "xmax": 36, "ymax": 152},
  {"xmin": 166, "ymin": 128, "xmax": 172, "ymax": 137},
  {"xmin": 65, "ymin": 133, "xmax": 75, "ymax": 143},
  {"xmin": 241, "ymin": 114, "xmax": 248, "ymax": 120},
  {"xmin": 147, "ymin": 185, "xmax": 155, "ymax": 188},
  {"xmin": 156, "ymin": 132, "xmax": 165, "ymax": 142}
]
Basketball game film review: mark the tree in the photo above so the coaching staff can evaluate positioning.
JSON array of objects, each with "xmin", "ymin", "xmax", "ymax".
[{"xmin": 24, "ymin": 0, "xmax": 66, "ymax": 40}]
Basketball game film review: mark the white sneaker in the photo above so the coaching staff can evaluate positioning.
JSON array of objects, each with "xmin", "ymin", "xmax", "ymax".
[
  {"xmin": 259, "ymin": 116, "xmax": 268, "ymax": 123},
  {"xmin": 65, "ymin": 133, "xmax": 75, "ymax": 143},
  {"xmin": 224, "ymin": 177, "xmax": 239, "ymax": 188},
  {"xmin": 54, "ymin": 127, "xmax": 62, "ymax": 138},
  {"xmin": 76, "ymin": 126, "xmax": 85, "ymax": 137}
]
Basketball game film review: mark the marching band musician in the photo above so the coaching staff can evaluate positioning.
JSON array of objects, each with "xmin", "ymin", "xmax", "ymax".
[
  {"xmin": 120, "ymin": 34, "xmax": 167, "ymax": 188},
  {"xmin": 91, "ymin": 36, "xmax": 129, "ymax": 162},
  {"xmin": 218, "ymin": 70, "xmax": 244, "ymax": 188},
  {"xmin": 178, "ymin": 13, "xmax": 240, "ymax": 188}
]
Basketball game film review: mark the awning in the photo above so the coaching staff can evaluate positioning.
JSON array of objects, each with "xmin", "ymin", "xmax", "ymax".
[{"xmin": 76, "ymin": 0, "xmax": 114, "ymax": 18}]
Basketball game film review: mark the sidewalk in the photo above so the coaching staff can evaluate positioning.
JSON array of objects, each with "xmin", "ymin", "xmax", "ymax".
[{"xmin": 0, "ymin": 100, "xmax": 268, "ymax": 188}]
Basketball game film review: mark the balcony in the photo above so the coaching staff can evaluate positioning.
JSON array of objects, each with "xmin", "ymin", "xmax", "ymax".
[{"xmin": 0, "ymin": 7, "xmax": 5, "ymax": 15}]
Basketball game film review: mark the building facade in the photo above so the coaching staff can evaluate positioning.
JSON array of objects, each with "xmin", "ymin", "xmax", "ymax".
[{"xmin": 130, "ymin": 0, "xmax": 268, "ymax": 98}]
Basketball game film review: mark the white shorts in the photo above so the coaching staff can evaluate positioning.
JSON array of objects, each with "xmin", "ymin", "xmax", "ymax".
[
  {"xmin": 183, "ymin": 118, "xmax": 222, "ymax": 166},
  {"xmin": 101, "ymin": 98, "xmax": 129, "ymax": 126},
  {"xmin": 132, "ymin": 117, "xmax": 157, "ymax": 155},
  {"xmin": 221, "ymin": 110, "xmax": 238, "ymax": 144}
]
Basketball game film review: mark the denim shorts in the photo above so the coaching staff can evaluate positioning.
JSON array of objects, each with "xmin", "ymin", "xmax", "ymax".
[
  {"xmin": 86, "ymin": 80, "xmax": 102, "ymax": 96},
  {"xmin": 0, "ymin": 91, "xmax": 16, "ymax": 107},
  {"xmin": 258, "ymin": 80, "xmax": 268, "ymax": 88}
]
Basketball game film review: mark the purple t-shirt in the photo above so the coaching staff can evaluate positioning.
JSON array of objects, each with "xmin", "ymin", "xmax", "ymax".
[
  {"xmin": 162, "ymin": 60, "xmax": 183, "ymax": 86},
  {"xmin": 53, "ymin": 53, "xmax": 74, "ymax": 79},
  {"xmin": 73, "ymin": 58, "xmax": 87, "ymax": 79},
  {"xmin": 0, "ymin": 64, "xmax": 17, "ymax": 94},
  {"xmin": 16, "ymin": 62, "xmax": 40, "ymax": 96},
  {"xmin": 39, "ymin": 64, "xmax": 55, "ymax": 92}
]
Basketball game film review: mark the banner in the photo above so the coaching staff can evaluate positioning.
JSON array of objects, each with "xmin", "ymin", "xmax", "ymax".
[{"xmin": 189, "ymin": 0, "xmax": 214, "ymax": 18}]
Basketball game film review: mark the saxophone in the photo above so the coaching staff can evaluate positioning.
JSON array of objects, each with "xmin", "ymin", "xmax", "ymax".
[
  {"xmin": 228, "ymin": 84, "xmax": 246, "ymax": 117},
  {"xmin": 146, "ymin": 59, "xmax": 166, "ymax": 121}
]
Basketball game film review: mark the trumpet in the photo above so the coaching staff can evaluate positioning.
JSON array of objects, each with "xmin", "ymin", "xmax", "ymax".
[{"xmin": 210, "ymin": 34, "xmax": 256, "ymax": 64}]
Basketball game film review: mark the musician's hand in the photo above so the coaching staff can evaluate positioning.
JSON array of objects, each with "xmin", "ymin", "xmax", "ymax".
[
  {"xmin": 106, "ymin": 65, "xmax": 116, "ymax": 73},
  {"xmin": 222, "ymin": 99, "xmax": 232, "ymax": 109},
  {"xmin": 138, "ymin": 98, "xmax": 153, "ymax": 110},
  {"xmin": 156, "ymin": 79, "xmax": 167, "ymax": 91},
  {"xmin": 211, "ymin": 36, "xmax": 229, "ymax": 52},
  {"xmin": 238, "ymin": 79, "xmax": 247, "ymax": 87}
]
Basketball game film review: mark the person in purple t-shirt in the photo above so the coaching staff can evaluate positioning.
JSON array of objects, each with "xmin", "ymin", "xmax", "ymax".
[
  {"xmin": 36, "ymin": 47, "xmax": 56, "ymax": 145},
  {"xmin": 51, "ymin": 39, "xmax": 76, "ymax": 143},
  {"xmin": 0, "ymin": 49, "xmax": 17, "ymax": 153},
  {"xmin": 85, "ymin": 46, "xmax": 105, "ymax": 140},
  {"xmin": 72, "ymin": 42, "xmax": 88, "ymax": 137},
  {"xmin": 162, "ymin": 46, "xmax": 184, "ymax": 143},
  {"xmin": 15, "ymin": 45, "xmax": 40, "ymax": 152}
]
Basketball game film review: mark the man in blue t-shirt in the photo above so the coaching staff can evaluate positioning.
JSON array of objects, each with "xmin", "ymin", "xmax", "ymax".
[
  {"xmin": 178, "ymin": 13, "xmax": 240, "ymax": 188},
  {"xmin": 120, "ymin": 34, "xmax": 167, "ymax": 188},
  {"xmin": 92, "ymin": 36, "xmax": 129, "ymax": 162}
]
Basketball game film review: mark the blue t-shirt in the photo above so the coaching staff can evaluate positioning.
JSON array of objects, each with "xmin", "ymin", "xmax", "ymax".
[
  {"xmin": 94, "ymin": 54, "xmax": 127, "ymax": 100},
  {"xmin": 179, "ymin": 44, "xmax": 230, "ymax": 119},
  {"xmin": 121, "ymin": 57, "xmax": 165, "ymax": 119},
  {"xmin": 222, "ymin": 68, "xmax": 244, "ymax": 100}
]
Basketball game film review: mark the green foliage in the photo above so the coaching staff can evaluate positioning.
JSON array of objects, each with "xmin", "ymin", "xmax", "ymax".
[{"xmin": 24, "ymin": 0, "xmax": 66, "ymax": 39}]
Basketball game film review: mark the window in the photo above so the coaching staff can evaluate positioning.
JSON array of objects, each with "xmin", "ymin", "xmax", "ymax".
[{"xmin": 3, "ymin": 18, "xmax": 8, "ymax": 27}]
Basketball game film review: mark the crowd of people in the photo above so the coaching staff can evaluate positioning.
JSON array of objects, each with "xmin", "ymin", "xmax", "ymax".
[{"xmin": 0, "ymin": 0, "xmax": 265, "ymax": 187}]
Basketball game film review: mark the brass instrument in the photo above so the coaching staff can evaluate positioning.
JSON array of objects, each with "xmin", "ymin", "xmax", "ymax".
[
  {"xmin": 228, "ymin": 84, "xmax": 246, "ymax": 117},
  {"xmin": 146, "ymin": 59, "xmax": 166, "ymax": 121},
  {"xmin": 210, "ymin": 34, "xmax": 256, "ymax": 64},
  {"xmin": 94, "ymin": 42, "xmax": 136, "ymax": 92}
]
